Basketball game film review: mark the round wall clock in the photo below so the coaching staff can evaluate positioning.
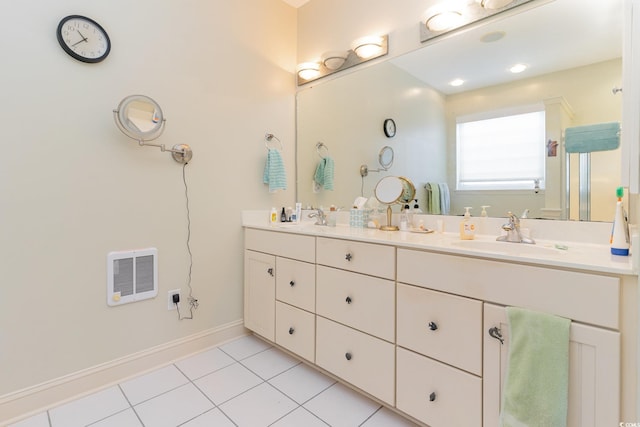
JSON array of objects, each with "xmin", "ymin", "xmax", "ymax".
[
  {"xmin": 383, "ymin": 118, "xmax": 396, "ymax": 138},
  {"xmin": 57, "ymin": 15, "xmax": 111, "ymax": 63}
]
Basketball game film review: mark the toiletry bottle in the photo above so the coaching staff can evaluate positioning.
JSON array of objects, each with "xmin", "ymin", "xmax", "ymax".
[
  {"xmin": 460, "ymin": 207, "xmax": 475, "ymax": 240},
  {"xmin": 270, "ymin": 207, "xmax": 277, "ymax": 224},
  {"xmin": 400, "ymin": 205, "xmax": 410, "ymax": 231},
  {"xmin": 280, "ymin": 207, "xmax": 286, "ymax": 222},
  {"xmin": 479, "ymin": 205, "xmax": 490, "ymax": 235},
  {"xmin": 412, "ymin": 200, "xmax": 422, "ymax": 229},
  {"xmin": 611, "ymin": 187, "xmax": 630, "ymax": 256},
  {"xmin": 295, "ymin": 203, "xmax": 302, "ymax": 223}
]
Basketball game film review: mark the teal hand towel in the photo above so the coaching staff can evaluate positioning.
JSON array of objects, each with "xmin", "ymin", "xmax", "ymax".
[
  {"xmin": 565, "ymin": 122, "xmax": 620, "ymax": 153},
  {"xmin": 263, "ymin": 149, "xmax": 287, "ymax": 192},
  {"xmin": 314, "ymin": 157, "xmax": 334, "ymax": 190},
  {"xmin": 500, "ymin": 307, "xmax": 571, "ymax": 427},
  {"xmin": 323, "ymin": 156, "xmax": 334, "ymax": 191},
  {"xmin": 314, "ymin": 159, "xmax": 325, "ymax": 186}
]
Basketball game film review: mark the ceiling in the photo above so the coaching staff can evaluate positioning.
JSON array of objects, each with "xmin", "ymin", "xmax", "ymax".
[
  {"xmin": 281, "ymin": 0, "xmax": 310, "ymax": 8},
  {"xmin": 391, "ymin": 0, "xmax": 622, "ymax": 94}
]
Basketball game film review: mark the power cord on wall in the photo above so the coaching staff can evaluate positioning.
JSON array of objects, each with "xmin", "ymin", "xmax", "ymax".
[{"xmin": 175, "ymin": 161, "xmax": 198, "ymax": 320}]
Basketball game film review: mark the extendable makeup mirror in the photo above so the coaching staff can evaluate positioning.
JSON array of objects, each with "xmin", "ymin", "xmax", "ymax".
[
  {"xmin": 113, "ymin": 95, "xmax": 193, "ymax": 163},
  {"xmin": 374, "ymin": 176, "xmax": 415, "ymax": 231}
]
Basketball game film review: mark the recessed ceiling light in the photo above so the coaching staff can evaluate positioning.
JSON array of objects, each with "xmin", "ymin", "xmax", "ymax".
[
  {"xmin": 449, "ymin": 78, "xmax": 465, "ymax": 87},
  {"xmin": 509, "ymin": 63, "xmax": 528, "ymax": 73},
  {"xmin": 480, "ymin": 31, "xmax": 506, "ymax": 43}
]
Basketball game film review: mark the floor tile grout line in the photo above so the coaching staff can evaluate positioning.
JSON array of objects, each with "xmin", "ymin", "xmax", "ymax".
[
  {"xmin": 117, "ymin": 383, "xmax": 146, "ymax": 427},
  {"xmin": 358, "ymin": 405, "xmax": 384, "ymax": 427}
]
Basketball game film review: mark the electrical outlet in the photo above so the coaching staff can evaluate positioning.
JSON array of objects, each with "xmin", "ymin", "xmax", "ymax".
[{"xmin": 168, "ymin": 289, "xmax": 181, "ymax": 310}]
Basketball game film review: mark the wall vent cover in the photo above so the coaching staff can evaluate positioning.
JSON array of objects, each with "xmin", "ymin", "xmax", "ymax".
[{"xmin": 107, "ymin": 248, "xmax": 158, "ymax": 306}]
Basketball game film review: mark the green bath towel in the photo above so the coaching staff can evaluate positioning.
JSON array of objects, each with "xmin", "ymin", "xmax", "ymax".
[{"xmin": 500, "ymin": 307, "xmax": 571, "ymax": 427}]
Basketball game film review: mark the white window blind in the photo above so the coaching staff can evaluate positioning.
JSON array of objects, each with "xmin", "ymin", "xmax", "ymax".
[{"xmin": 456, "ymin": 110, "xmax": 546, "ymax": 191}]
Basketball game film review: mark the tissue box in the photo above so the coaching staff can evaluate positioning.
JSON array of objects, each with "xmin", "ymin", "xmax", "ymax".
[{"xmin": 349, "ymin": 209, "xmax": 370, "ymax": 228}]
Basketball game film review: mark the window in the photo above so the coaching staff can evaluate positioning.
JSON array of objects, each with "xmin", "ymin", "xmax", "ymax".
[{"xmin": 456, "ymin": 109, "xmax": 546, "ymax": 191}]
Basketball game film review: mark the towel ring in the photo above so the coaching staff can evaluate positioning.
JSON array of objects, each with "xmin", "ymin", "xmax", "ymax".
[
  {"xmin": 316, "ymin": 142, "xmax": 329, "ymax": 158},
  {"xmin": 265, "ymin": 133, "xmax": 283, "ymax": 150}
]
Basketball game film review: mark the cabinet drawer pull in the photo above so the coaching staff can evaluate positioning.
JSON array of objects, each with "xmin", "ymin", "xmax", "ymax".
[
  {"xmin": 267, "ymin": 268, "xmax": 274, "ymax": 277},
  {"xmin": 428, "ymin": 321, "xmax": 438, "ymax": 331},
  {"xmin": 288, "ymin": 327, "xmax": 295, "ymax": 335},
  {"xmin": 345, "ymin": 296, "xmax": 352, "ymax": 304},
  {"xmin": 429, "ymin": 392, "xmax": 437, "ymax": 402},
  {"xmin": 345, "ymin": 253, "xmax": 353, "ymax": 262},
  {"xmin": 289, "ymin": 280, "xmax": 295, "ymax": 287},
  {"xmin": 489, "ymin": 326, "xmax": 504, "ymax": 344},
  {"xmin": 345, "ymin": 352, "xmax": 352, "ymax": 361}
]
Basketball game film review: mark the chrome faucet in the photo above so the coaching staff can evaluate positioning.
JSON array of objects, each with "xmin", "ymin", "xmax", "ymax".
[
  {"xmin": 496, "ymin": 211, "xmax": 535, "ymax": 244},
  {"xmin": 308, "ymin": 208, "xmax": 327, "ymax": 226}
]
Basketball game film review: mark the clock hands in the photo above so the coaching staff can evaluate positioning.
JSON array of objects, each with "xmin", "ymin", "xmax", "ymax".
[{"xmin": 72, "ymin": 30, "xmax": 89, "ymax": 47}]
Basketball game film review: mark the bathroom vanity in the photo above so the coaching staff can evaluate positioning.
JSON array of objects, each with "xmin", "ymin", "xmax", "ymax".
[{"xmin": 243, "ymin": 217, "xmax": 637, "ymax": 426}]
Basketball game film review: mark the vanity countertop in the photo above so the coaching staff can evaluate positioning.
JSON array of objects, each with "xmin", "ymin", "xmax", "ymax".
[{"xmin": 243, "ymin": 213, "xmax": 636, "ymax": 276}]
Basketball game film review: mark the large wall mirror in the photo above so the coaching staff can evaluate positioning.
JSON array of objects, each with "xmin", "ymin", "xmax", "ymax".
[{"xmin": 296, "ymin": 0, "xmax": 622, "ymax": 221}]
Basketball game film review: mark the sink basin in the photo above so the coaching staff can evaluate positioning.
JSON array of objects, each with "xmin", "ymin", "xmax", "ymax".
[{"xmin": 450, "ymin": 240, "xmax": 563, "ymax": 256}]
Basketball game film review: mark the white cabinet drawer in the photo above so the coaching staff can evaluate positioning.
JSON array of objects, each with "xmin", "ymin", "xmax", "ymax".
[
  {"xmin": 316, "ymin": 317, "xmax": 395, "ymax": 405},
  {"xmin": 397, "ymin": 284, "xmax": 482, "ymax": 375},
  {"xmin": 397, "ymin": 249, "xmax": 620, "ymax": 329},
  {"xmin": 245, "ymin": 228, "xmax": 315, "ymax": 263},
  {"xmin": 396, "ymin": 347, "xmax": 481, "ymax": 427},
  {"xmin": 316, "ymin": 237, "xmax": 395, "ymax": 279},
  {"xmin": 275, "ymin": 302, "xmax": 315, "ymax": 363},
  {"xmin": 276, "ymin": 258, "xmax": 315, "ymax": 312},
  {"xmin": 317, "ymin": 266, "xmax": 395, "ymax": 342}
]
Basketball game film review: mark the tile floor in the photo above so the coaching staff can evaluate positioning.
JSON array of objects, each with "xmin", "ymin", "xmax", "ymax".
[{"xmin": 10, "ymin": 335, "xmax": 418, "ymax": 427}]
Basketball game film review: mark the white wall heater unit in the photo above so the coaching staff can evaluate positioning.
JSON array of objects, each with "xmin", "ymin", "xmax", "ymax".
[{"xmin": 107, "ymin": 248, "xmax": 158, "ymax": 306}]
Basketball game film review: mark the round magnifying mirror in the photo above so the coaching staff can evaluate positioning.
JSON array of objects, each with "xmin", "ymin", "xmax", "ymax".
[
  {"xmin": 398, "ymin": 176, "xmax": 416, "ymax": 204},
  {"xmin": 114, "ymin": 95, "xmax": 165, "ymax": 141},
  {"xmin": 375, "ymin": 176, "xmax": 404, "ymax": 205},
  {"xmin": 375, "ymin": 175, "xmax": 415, "ymax": 231},
  {"xmin": 378, "ymin": 146, "xmax": 394, "ymax": 170}
]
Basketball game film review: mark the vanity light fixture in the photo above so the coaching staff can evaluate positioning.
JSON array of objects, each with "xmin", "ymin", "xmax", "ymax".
[
  {"xmin": 426, "ymin": 10, "xmax": 464, "ymax": 32},
  {"xmin": 421, "ymin": 0, "xmax": 535, "ymax": 43},
  {"xmin": 351, "ymin": 36, "xmax": 385, "ymax": 59},
  {"xmin": 476, "ymin": 0, "xmax": 514, "ymax": 9},
  {"xmin": 297, "ymin": 35, "xmax": 388, "ymax": 85},
  {"xmin": 297, "ymin": 62, "xmax": 321, "ymax": 80},
  {"xmin": 322, "ymin": 51, "xmax": 350, "ymax": 70}
]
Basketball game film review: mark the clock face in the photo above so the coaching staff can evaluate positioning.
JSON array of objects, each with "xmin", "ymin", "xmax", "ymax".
[
  {"xmin": 384, "ymin": 118, "xmax": 396, "ymax": 138},
  {"xmin": 57, "ymin": 15, "xmax": 111, "ymax": 63}
]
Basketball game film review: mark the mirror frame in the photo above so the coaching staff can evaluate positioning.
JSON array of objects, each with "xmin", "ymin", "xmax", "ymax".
[{"xmin": 114, "ymin": 95, "xmax": 165, "ymax": 142}]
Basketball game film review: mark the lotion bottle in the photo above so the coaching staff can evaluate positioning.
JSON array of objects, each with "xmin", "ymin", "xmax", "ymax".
[
  {"xmin": 460, "ymin": 207, "xmax": 475, "ymax": 240},
  {"xmin": 611, "ymin": 187, "xmax": 630, "ymax": 256},
  {"xmin": 270, "ymin": 207, "xmax": 277, "ymax": 224}
]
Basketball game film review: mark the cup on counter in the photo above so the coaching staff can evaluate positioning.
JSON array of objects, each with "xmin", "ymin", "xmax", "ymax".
[{"xmin": 436, "ymin": 219, "xmax": 445, "ymax": 234}]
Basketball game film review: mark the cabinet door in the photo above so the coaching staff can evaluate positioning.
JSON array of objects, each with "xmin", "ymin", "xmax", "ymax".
[
  {"xmin": 244, "ymin": 250, "xmax": 275, "ymax": 341},
  {"xmin": 483, "ymin": 303, "xmax": 620, "ymax": 427}
]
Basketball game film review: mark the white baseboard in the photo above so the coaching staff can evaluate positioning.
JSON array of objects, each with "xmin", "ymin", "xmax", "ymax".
[{"xmin": 1, "ymin": 320, "xmax": 247, "ymax": 426}]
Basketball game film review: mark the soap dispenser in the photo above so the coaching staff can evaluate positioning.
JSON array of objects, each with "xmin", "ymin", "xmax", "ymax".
[
  {"xmin": 460, "ymin": 207, "xmax": 475, "ymax": 240},
  {"xmin": 479, "ymin": 205, "xmax": 490, "ymax": 234}
]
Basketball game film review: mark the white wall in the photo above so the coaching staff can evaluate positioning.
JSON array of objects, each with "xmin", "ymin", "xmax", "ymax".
[{"xmin": 0, "ymin": 0, "xmax": 296, "ymax": 403}]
